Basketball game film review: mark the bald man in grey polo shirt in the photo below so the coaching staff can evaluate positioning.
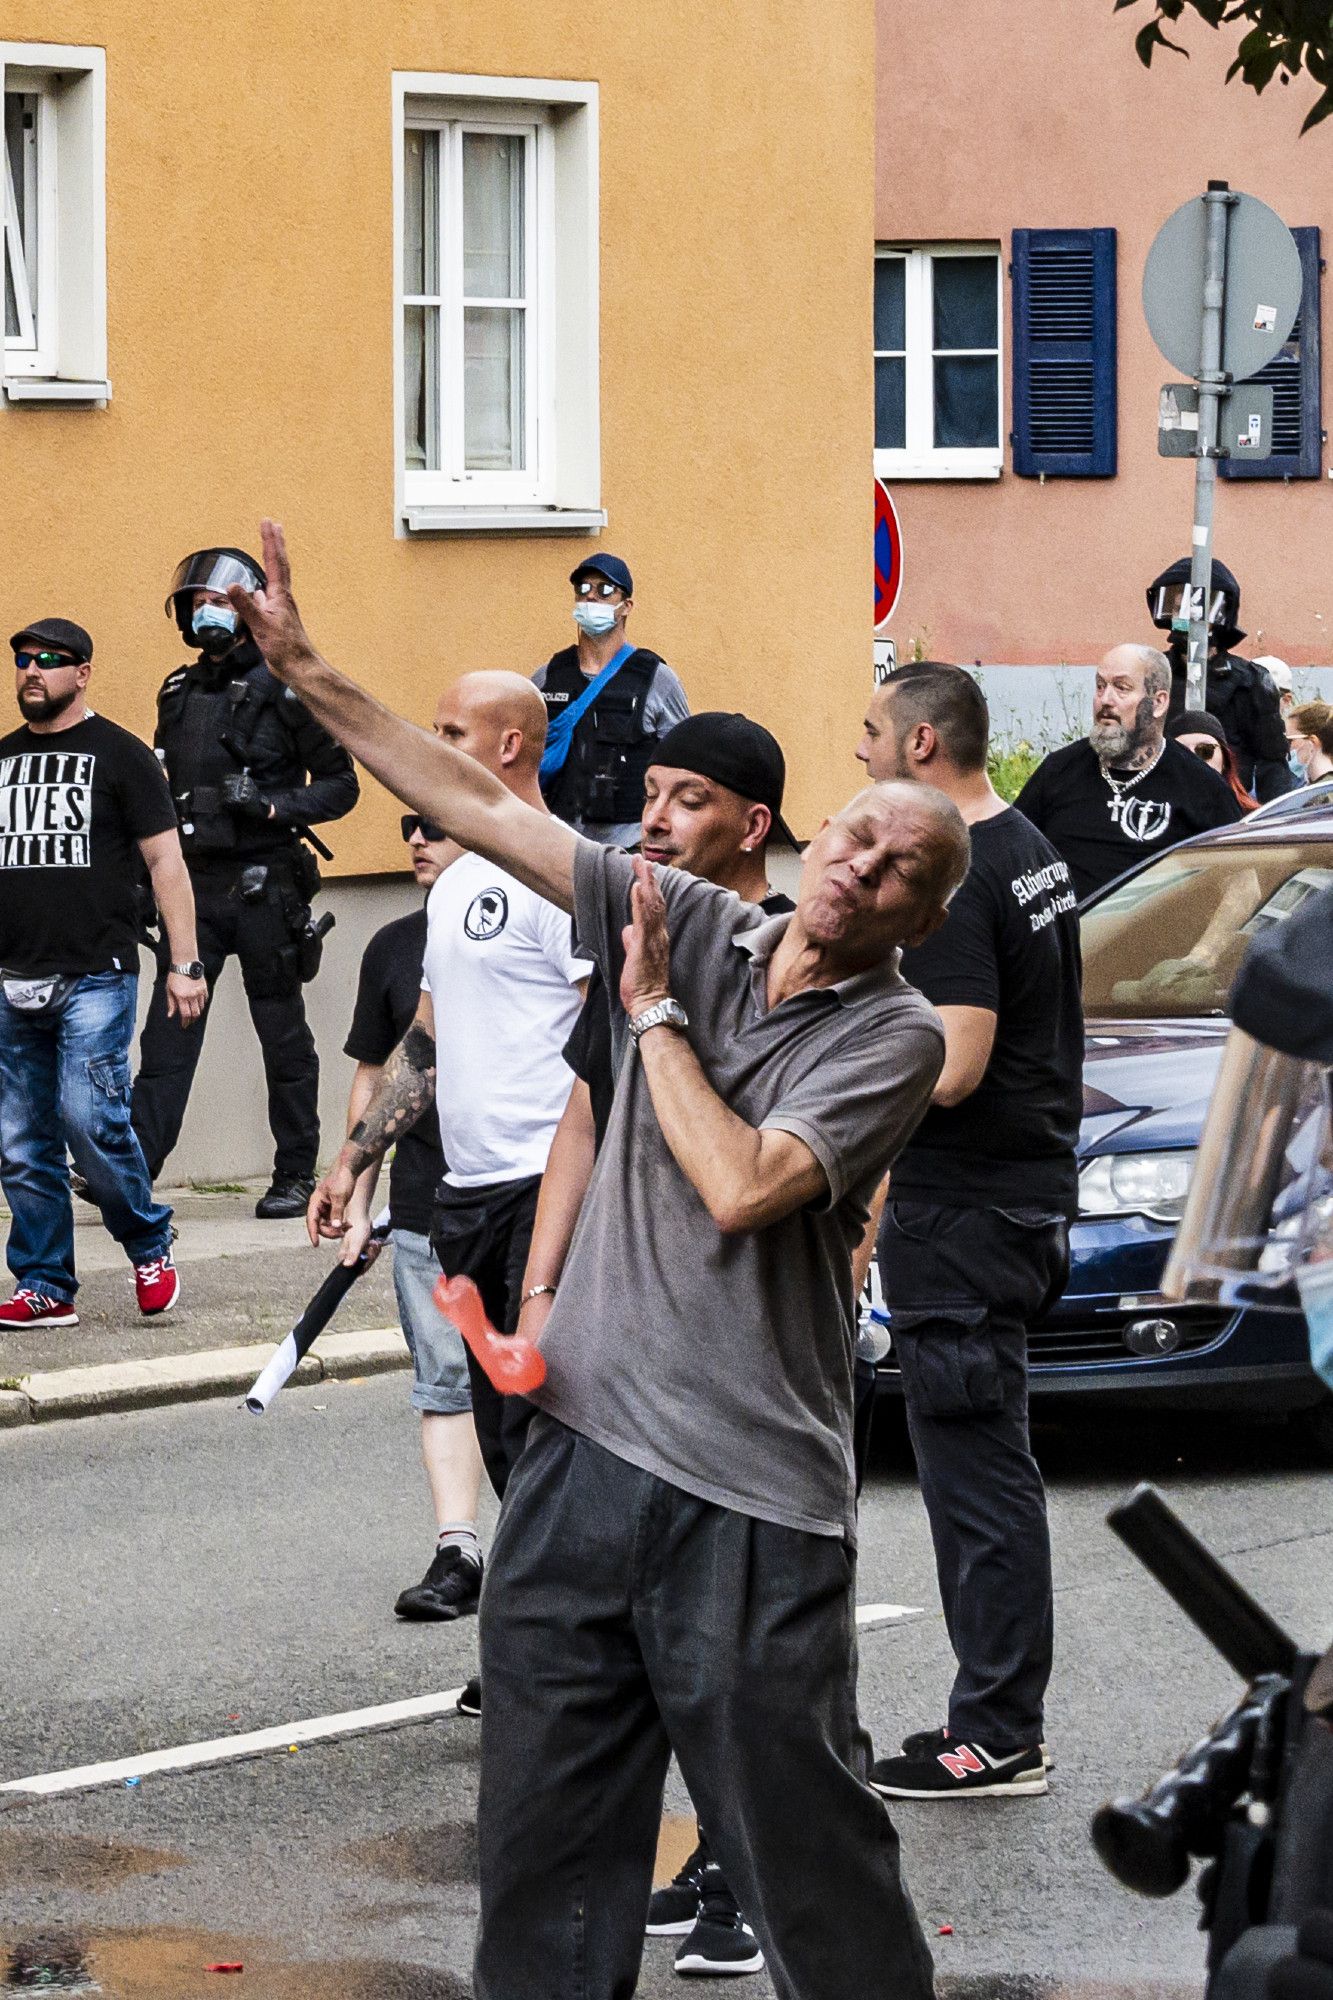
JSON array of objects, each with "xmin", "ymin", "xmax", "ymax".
[{"xmin": 230, "ymin": 521, "xmax": 970, "ymax": 2000}]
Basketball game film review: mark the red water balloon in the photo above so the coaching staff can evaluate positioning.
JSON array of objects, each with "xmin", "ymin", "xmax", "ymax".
[{"xmin": 434, "ymin": 1273, "xmax": 547, "ymax": 1394}]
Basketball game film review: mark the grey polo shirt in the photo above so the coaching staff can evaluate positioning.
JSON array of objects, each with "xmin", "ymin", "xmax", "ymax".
[{"xmin": 530, "ymin": 841, "xmax": 945, "ymax": 1540}]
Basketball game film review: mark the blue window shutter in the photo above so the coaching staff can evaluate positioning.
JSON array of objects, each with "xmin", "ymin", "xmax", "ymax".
[
  {"xmin": 1011, "ymin": 228, "xmax": 1117, "ymax": 477},
  {"xmin": 1221, "ymin": 226, "xmax": 1321, "ymax": 482}
]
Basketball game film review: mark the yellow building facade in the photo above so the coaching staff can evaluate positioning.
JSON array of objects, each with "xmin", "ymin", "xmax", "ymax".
[{"xmin": 2, "ymin": 0, "xmax": 874, "ymax": 870}]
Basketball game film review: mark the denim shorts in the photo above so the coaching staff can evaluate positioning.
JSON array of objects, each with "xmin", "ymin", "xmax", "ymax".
[{"xmin": 391, "ymin": 1228, "xmax": 473, "ymax": 1416}]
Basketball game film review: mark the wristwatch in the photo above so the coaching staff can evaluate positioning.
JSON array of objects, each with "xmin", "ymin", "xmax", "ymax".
[
  {"xmin": 628, "ymin": 997, "xmax": 689, "ymax": 1044},
  {"xmin": 171, "ymin": 961, "xmax": 206, "ymax": 979}
]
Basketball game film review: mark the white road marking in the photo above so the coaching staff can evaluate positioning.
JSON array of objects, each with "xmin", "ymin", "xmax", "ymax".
[
  {"xmin": 4, "ymin": 1603, "xmax": 923, "ymax": 1797},
  {"xmin": 1, "ymin": 1686, "xmax": 467, "ymax": 1798},
  {"xmin": 856, "ymin": 1602, "xmax": 924, "ymax": 1630}
]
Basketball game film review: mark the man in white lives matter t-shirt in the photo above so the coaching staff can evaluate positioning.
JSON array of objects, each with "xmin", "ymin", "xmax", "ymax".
[{"xmin": 307, "ymin": 671, "xmax": 589, "ymax": 1523}]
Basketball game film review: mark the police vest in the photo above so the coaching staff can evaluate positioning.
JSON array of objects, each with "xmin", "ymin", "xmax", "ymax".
[
  {"xmin": 154, "ymin": 651, "xmax": 298, "ymax": 858},
  {"xmin": 538, "ymin": 645, "xmax": 665, "ymax": 825}
]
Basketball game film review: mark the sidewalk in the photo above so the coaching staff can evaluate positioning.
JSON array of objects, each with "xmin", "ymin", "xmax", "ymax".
[{"xmin": 0, "ymin": 1184, "xmax": 408, "ymax": 1424}]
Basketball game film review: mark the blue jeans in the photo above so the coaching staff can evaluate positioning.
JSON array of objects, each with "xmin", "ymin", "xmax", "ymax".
[
  {"xmin": 390, "ymin": 1229, "xmax": 472, "ymax": 1416},
  {"xmin": 0, "ymin": 972, "xmax": 173, "ymax": 1301}
]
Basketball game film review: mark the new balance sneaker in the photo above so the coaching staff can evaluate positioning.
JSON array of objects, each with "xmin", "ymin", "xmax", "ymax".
[
  {"xmin": 646, "ymin": 1837, "xmax": 711, "ymax": 1936},
  {"xmin": 0, "ymin": 1289, "xmax": 78, "ymax": 1329},
  {"xmin": 394, "ymin": 1545, "xmax": 482, "ymax": 1622},
  {"xmin": 456, "ymin": 1676, "xmax": 482, "ymax": 1717},
  {"xmin": 901, "ymin": 1724, "xmax": 1054, "ymax": 1772},
  {"xmin": 871, "ymin": 1736, "xmax": 1047, "ymax": 1800},
  {"xmin": 134, "ymin": 1252, "xmax": 180, "ymax": 1317},
  {"xmin": 674, "ymin": 1868, "xmax": 764, "ymax": 1977}
]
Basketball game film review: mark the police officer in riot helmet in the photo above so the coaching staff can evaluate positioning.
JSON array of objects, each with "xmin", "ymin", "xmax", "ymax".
[
  {"xmin": 532, "ymin": 554, "xmax": 690, "ymax": 846},
  {"xmin": 130, "ymin": 549, "xmax": 359, "ymax": 1218},
  {"xmin": 1147, "ymin": 555, "xmax": 1293, "ymax": 804}
]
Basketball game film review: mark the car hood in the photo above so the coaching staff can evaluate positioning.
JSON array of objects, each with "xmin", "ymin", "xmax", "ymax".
[{"xmin": 1080, "ymin": 1018, "xmax": 1228, "ymax": 1157}]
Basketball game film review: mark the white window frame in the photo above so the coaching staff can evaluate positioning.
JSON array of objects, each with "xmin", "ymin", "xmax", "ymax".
[
  {"xmin": 393, "ymin": 72, "xmax": 601, "ymax": 535},
  {"xmin": 874, "ymin": 242, "xmax": 1002, "ymax": 480},
  {"xmin": 0, "ymin": 43, "xmax": 107, "ymax": 404}
]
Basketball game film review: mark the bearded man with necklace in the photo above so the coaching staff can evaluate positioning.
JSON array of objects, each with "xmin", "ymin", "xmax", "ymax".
[{"xmin": 1014, "ymin": 644, "xmax": 1242, "ymax": 903}]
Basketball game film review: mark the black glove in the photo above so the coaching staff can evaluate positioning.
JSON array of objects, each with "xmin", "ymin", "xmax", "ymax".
[
  {"xmin": 222, "ymin": 770, "xmax": 271, "ymax": 821},
  {"xmin": 1271, "ymin": 1910, "xmax": 1333, "ymax": 2000}
]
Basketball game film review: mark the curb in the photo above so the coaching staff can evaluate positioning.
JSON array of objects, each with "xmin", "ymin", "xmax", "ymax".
[{"xmin": 0, "ymin": 1327, "xmax": 410, "ymax": 1428}]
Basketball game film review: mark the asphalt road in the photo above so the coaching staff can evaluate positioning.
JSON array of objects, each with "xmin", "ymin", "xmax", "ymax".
[{"xmin": 3, "ymin": 1379, "xmax": 1331, "ymax": 1999}]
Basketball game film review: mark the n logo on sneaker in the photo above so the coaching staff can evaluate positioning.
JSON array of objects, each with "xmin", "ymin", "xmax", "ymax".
[{"xmin": 938, "ymin": 1744, "xmax": 987, "ymax": 1781}]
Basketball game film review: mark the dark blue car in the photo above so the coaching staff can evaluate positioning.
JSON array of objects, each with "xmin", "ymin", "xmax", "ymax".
[{"xmin": 873, "ymin": 803, "xmax": 1333, "ymax": 1451}]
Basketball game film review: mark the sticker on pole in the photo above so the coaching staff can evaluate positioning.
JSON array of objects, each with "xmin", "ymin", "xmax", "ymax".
[{"xmin": 874, "ymin": 479, "xmax": 903, "ymax": 630}]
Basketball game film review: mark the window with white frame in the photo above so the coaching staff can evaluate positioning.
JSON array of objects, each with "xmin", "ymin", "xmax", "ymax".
[
  {"xmin": 1, "ymin": 44, "xmax": 107, "ymax": 401},
  {"xmin": 874, "ymin": 244, "xmax": 1002, "ymax": 478},
  {"xmin": 395, "ymin": 74, "xmax": 601, "ymax": 532}
]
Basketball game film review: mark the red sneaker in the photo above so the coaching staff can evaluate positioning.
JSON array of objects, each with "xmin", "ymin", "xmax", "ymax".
[
  {"xmin": 0, "ymin": 1288, "xmax": 78, "ymax": 1328},
  {"xmin": 134, "ymin": 1252, "xmax": 180, "ymax": 1316}
]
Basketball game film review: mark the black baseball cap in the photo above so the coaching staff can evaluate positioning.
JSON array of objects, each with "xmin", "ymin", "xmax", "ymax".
[
  {"xmin": 650, "ymin": 712, "xmax": 799, "ymax": 847},
  {"xmin": 570, "ymin": 552, "xmax": 633, "ymax": 597},
  {"xmin": 10, "ymin": 617, "xmax": 93, "ymax": 663}
]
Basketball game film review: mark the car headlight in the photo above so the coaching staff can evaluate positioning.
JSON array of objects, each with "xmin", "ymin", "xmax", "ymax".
[{"xmin": 1078, "ymin": 1149, "xmax": 1196, "ymax": 1223}]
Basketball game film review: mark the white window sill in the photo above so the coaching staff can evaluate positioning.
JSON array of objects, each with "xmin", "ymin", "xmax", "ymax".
[
  {"xmin": 403, "ymin": 503, "xmax": 607, "ymax": 534},
  {"xmin": 4, "ymin": 377, "xmax": 112, "ymax": 405},
  {"xmin": 874, "ymin": 452, "xmax": 1001, "ymax": 481}
]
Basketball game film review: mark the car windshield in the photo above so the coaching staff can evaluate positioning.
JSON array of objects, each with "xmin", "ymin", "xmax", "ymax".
[{"xmin": 1081, "ymin": 839, "xmax": 1333, "ymax": 1019}]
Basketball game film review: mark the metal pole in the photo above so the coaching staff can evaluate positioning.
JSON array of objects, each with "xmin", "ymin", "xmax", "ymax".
[{"xmin": 1184, "ymin": 181, "xmax": 1236, "ymax": 710}]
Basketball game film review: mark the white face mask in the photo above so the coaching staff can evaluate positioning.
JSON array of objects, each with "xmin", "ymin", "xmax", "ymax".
[{"xmin": 573, "ymin": 602, "xmax": 618, "ymax": 638}]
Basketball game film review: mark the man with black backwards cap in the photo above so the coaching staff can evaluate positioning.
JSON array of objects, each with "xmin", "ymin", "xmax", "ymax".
[
  {"xmin": 1147, "ymin": 555, "xmax": 1292, "ymax": 803},
  {"xmin": 131, "ymin": 549, "xmax": 359, "ymax": 1217},
  {"xmin": 0, "ymin": 618, "xmax": 205, "ymax": 1329},
  {"xmin": 517, "ymin": 711, "xmax": 792, "ymax": 1980},
  {"xmin": 532, "ymin": 553, "xmax": 690, "ymax": 847}
]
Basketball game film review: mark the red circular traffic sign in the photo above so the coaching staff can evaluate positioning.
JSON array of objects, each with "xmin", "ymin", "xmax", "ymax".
[{"xmin": 874, "ymin": 479, "xmax": 903, "ymax": 630}]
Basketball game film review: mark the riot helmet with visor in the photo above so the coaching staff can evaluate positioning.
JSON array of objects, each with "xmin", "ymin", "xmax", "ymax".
[{"xmin": 165, "ymin": 549, "xmax": 264, "ymax": 648}]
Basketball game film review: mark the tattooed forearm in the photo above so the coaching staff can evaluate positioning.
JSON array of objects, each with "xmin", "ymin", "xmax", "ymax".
[{"xmin": 345, "ymin": 1024, "xmax": 437, "ymax": 1175}]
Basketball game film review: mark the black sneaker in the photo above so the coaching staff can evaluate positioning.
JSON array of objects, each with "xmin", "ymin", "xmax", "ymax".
[
  {"xmin": 456, "ymin": 1675, "xmax": 482, "ymax": 1717},
  {"xmin": 674, "ymin": 1867, "xmax": 764, "ymax": 1977},
  {"xmin": 646, "ymin": 1837, "xmax": 710, "ymax": 1936},
  {"xmin": 901, "ymin": 1724, "xmax": 1053, "ymax": 1771},
  {"xmin": 255, "ymin": 1175, "xmax": 316, "ymax": 1220},
  {"xmin": 871, "ymin": 1737, "xmax": 1047, "ymax": 1800},
  {"xmin": 394, "ymin": 1545, "xmax": 482, "ymax": 1622}
]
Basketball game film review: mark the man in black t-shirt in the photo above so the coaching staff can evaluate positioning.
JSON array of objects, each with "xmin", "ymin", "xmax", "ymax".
[
  {"xmin": 337, "ymin": 815, "xmax": 483, "ymax": 1624},
  {"xmin": 1015, "ymin": 643, "xmax": 1241, "ymax": 902},
  {"xmin": 857, "ymin": 662, "xmax": 1083, "ymax": 1801},
  {"xmin": 0, "ymin": 618, "xmax": 208, "ymax": 1329},
  {"xmin": 518, "ymin": 712, "xmax": 792, "ymax": 1982}
]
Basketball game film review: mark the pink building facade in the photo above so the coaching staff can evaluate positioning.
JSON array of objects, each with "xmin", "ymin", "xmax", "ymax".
[{"xmin": 875, "ymin": 4, "xmax": 1333, "ymax": 671}]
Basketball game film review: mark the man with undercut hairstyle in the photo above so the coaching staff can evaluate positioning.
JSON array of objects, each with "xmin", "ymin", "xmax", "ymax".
[
  {"xmin": 858, "ymin": 663, "xmax": 1082, "ymax": 1801},
  {"xmin": 308, "ymin": 671, "xmax": 590, "ymax": 1540},
  {"xmin": 1015, "ymin": 643, "xmax": 1241, "ymax": 902},
  {"xmin": 230, "ymin": 521, "xmax": 968, "ymax": 2000}
]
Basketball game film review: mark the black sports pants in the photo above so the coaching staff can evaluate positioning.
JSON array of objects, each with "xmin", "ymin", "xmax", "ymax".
[
  {"xmin": 430, "ymin": 1174, "xmax": 541, "ymax": 1499},
  {"xmin": 877, "ymin": 1197, "xmax": 1068, "ymax": 1752},
  {"xmin": 475, "ymin": 1415, "xmax": 934, "ymax": 2000}
]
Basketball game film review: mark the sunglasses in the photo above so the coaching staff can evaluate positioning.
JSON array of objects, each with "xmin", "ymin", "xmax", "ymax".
[
  {"xmin": 1190, "ymin": 742, "xmax": 1223, "ymax": 762},
  {"xmin": 574, "ymin": 578, "xmax": 620, "ymax": 599},
  {"xmin": 14, "ymin": 650, "xmax": 79, "ymax": 672},
  {"xmin": 401, "ymin": 814, "xmax": 447, "ymax": 843}
]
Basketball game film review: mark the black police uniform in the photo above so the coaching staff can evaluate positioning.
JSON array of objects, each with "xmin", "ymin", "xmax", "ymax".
[
  {"xmin": 130, "ymin": 636, "xmax": 358, "ymax": 1195},
  {"xmin": 537, "ymin": 645, "xmax": 668, "ymax": 830},
  {"xmin": 1149, "ymin": 557, "xmax": 1293, "ymax": 804}
]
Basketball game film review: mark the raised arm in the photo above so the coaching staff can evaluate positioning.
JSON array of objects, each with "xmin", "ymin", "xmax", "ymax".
[{"xmin": 229, "ymin": 521, "xmax": 578, "ymax": 913}]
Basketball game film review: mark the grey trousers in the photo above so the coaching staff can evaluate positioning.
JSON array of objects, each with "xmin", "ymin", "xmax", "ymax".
[{"xmin": 474, "ymin": 1415, "xmax": 935, "ymax": 2000}]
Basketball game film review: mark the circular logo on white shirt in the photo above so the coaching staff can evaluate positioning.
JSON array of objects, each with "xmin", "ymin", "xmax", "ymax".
[{"xmin": 464, "ymin": 888, "xmax": 509, "ymax": 941}]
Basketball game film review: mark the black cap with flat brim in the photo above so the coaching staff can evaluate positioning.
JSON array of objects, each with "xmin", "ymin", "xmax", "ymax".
[
  {"xmin": 10, "ymin": 617, "xmax": 93, "ymax": 662},
  {"xmin": 649, "ymin": 711, "xmax": 800, "ymax": 847}
]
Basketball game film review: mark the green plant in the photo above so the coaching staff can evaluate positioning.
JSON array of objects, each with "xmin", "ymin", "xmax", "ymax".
[
  {"xmin": 188, "ymin": 1179, "xmax": 249, "ymax": 1195},
  {"xmin": 988, "ymin": 742, "xmax": 1045, "ymax": 802}
]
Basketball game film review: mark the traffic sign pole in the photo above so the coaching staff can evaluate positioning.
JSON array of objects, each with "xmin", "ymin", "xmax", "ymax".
[{"xmin": 1186, "ymin": 182, "xmax": 1236, "ymax": 710}]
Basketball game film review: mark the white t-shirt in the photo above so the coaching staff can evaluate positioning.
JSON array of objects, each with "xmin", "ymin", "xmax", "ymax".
[{"xmin": 422, "ymin": 850, "xmax": 591, "ymax": 1188}]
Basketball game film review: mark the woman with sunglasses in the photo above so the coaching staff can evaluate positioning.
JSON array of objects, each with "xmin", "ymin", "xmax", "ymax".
[{"xmin": 1167, "ymin": 709, "xmax": 1258, "ymax": 814}]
